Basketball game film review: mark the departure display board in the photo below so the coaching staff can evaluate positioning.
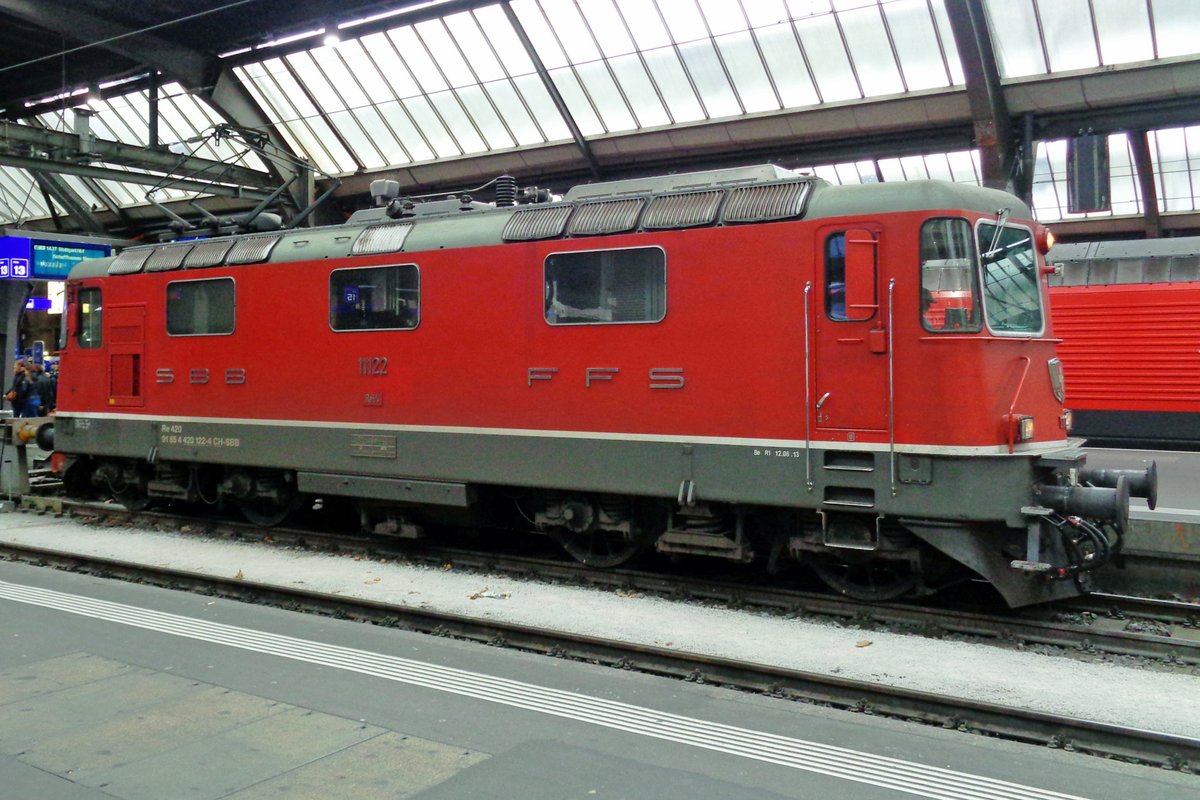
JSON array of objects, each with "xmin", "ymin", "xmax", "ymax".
[{"xmin": 31, "ymin": 241, "xmax": 110, "ymax": 278}]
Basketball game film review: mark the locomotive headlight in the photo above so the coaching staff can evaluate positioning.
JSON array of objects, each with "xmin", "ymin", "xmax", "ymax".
[
  {"xmin": 1018, "ymin": 416, "xmax": 1035, "ymax": 441},
  {"xmin": 1047, "ymin": 357, "xmax": 1066, "ymax": 403},
  {"xmin": 1061, "ymin": 409, "xmax": 1073, "ymax": 432},
  {"xmin": 1035, "ymin": 225, "xmax": 1056, "ymax": 254}
]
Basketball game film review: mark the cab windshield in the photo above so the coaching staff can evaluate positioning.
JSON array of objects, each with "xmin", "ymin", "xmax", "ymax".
[{"xmin": 977, "ymin": 221, "xmax": 1044, "ymax": 334}]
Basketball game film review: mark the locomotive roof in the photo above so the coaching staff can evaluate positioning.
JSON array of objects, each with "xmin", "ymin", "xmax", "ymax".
[{"xmin": 71, "ymin": 166, "xmax": 1033, "ymax": 280}]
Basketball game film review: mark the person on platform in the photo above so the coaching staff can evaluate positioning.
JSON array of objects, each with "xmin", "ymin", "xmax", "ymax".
[{"xmin": 6, "ymin": 360, "xmax": 32, "ymax": 417}]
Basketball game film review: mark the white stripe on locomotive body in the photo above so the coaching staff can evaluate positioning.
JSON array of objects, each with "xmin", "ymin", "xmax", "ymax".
[{"xmin": 60, "ymin": 411, "xmax": 1078, "ymax": 458}]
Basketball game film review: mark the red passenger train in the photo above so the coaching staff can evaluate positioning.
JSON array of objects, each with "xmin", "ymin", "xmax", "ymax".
[
  {"xmin": 51, "ymin": 165, "xmax": 1154, "ymax": 606},
  {"xmin": 1049, "ymin": 237, "xmax": 1200, "ymax": 448}
]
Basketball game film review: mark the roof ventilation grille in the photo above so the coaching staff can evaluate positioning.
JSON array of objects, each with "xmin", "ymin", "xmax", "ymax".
[
  {"xmin": 107, "ymin": 248, "xmax": 153, "ymax": 275},
  {"xmin": 723, "ymin": 181, "xmax": 812, "ymax": 223},
  {"xmin": 642, "ymin": 190, "xmax": 723, "ymax": 230},
  {"xmin": 183, "ymin": 239, "xmax": 236, "ymax": 269},
  {"xmin": 144, "ymin": 244, "xmax": 194, "ymax": 272},
  {"xmin": 566, "ymin": 198, "xmax": 644, "ymax": 236},
  {"xmin": 502, "ymin": 206, "xmax": 573, "ymax": 241},
  {"xmin": 226, "ymin": 234, "xmax": 282, "ymax": 265}
]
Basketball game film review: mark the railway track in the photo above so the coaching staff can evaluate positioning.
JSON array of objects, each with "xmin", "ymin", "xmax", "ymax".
[
  {"xmin": 41, "ymin": 498, "xmax": 1200, "ymax": 669},
  {"xmin": 1, "ymin": 528, "xmax": 1197, "ymax": 770}
]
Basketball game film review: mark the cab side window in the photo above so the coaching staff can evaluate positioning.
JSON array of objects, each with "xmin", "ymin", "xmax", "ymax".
[
  {"xmin": 544, "ymin": 247, "xmax": 666, "ymax": 325},
  {"xmin": 330, "ymin": 265, "xmax": 420, "ymax": 331},
  {"xmin": 167, "ymin": 278, "xmax": 235, "ymax": 336},
  {"xmin": 76, "ymin": 287, "xmax": 103, "ymax": 348},
  {"xmin": 825, "ymin": 233, "xmax": 848, "ymax": 320},
  {"xmin": 920, "ymin": 218, "xmax": 982, "ymax": 332}
]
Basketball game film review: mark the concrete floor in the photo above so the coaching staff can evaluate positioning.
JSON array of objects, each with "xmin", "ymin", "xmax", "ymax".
[{"xmin": 1, "ymin": 559, "xmax": 1196, "ymax": 800}]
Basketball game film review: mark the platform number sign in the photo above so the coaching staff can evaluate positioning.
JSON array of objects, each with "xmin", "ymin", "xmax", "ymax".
[
  {"xmin": 0, "ymin": 257, "xmax": 30, "ymax": 279},
  {"xmin": 344, "ymin": 286, "xmax": 360, "ymax": 305}
]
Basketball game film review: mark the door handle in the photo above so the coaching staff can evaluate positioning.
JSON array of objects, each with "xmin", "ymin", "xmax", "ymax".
[{"xmin": 816, "ymin": 392, "xmax": 831, "ymax": 409}]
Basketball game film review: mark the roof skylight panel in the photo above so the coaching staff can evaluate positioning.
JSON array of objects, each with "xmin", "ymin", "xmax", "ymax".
[
  {"xmin": 576, "ymin": 0, "xmax": 637, "ymax": 58},
  {"xmin": 510, "ymin": 0, "xmax": 571, "ymax": 69},
  {"xmin": 640, "ymin": 47, "xmax": 706, "ymax": 122},
  {"xmin": 443, "ymin": 13, "xmax": 508, "ymax": 82},
  {"xmin": 1092, "ymin": 0, "xmax": 1154, "ymax": 64},
  {"xmin": 402, "ymin": 95, "xmax": 464, "ymax": 157},
  {"xmin": 287, "ymin": 52, "xmax": 349, "ymax": 112},
  {"xmin": 536, "ymin": 0, "xmax": 603, "ymax": 62},
  {"xmin": 754, "ymin": 22, "xmax": 821, "ymax": 108},
  {"xmin": 792, "ymin": 14, "xmax": 861, "ymax": 101},
  {"xmin": 882, "ymin": 0, "xmax": 955, "ymax": 91},
  {"xmin": 1150, "ymin": 128, "xmax": 1196, "ymax": 212},
  {"xmin": 456, "ymin": 85, "xmax": 517, "ymax": 149},
  {"xmin": 510, "ymin": 74, "xmax": 574, "ymax": 139},
  {"xmin": 573, "ymin": 61, "xmax": 637, "ymax": 132},
  {"xmin": 1152, "ymin": 0, "xmax": 1200, "ymax": 58},
  {"xmin": 661, "ymin": 0, "xmax": 710, "ymax": 42},
  {"xmin": 677, "ymin": 40, "xmax": 742, "ymax": 118},
  {"xmin": 945, "ymin": 150, "xmax": 982, "ymax": 184},
  {"xmin": 375, "ymin": 101, "xmax": 430, "ymax": 161},
  {"xmin": 365, "ymin": 34, "xmax": 423, "ymax": 99},
  {"xmin": 1037, "ymin": 0, "xmax": 1100, "ymax": 72},
  {"xmin": 608, "ymin": 55, "xmax": 671, "ymax": 128},
  {"xmin": 548, "ymin": 68, "xmax": 606, "ymax": 135},
  {"xmin": 839, "ymin": 5, "xmax": 904, "ymax": 96},
  {"xmin": 716, "ymin": 32, "xmax": 781, "ymax": 113},
  {"xmin": 388, "ymin": 27, "xmax": 451, "ymax": 93}
]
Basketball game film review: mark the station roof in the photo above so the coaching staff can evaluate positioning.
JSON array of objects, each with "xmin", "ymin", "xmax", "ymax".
[{"xmin": 0, "ymin": 0, "xmax": 1196, "ymax": 239}]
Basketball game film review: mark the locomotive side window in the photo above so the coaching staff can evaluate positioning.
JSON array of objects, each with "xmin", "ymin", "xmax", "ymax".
[
  {"xmin": 825, "ymin": 233, "xmax": 875, "ymax": 321},
  {"xmin": 330, "ymin": 265, "xmax": 419, "ymax": 331},
  {"xmin": 76, "ymin": 287, "xmax": 103, "ymax": 348},
  {"xmin": 920, "ymin": 219, "xmax": 982, "ymax": 332},
  {"xmin": 166, "ymin": 278, "xmax": 235, "ymax": 336},
  {"xmin": 977, "ymin": 222, "xmax": 1044, "ymax": 334},
  {"xmin": 544, "ymin": 247, "xmax": 666, "ymax": 325}
]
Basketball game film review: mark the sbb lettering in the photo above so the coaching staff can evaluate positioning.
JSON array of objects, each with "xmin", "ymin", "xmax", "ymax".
[{"xmin": 153, "ymin": 367, "xmax": 248, "ymax": 386}]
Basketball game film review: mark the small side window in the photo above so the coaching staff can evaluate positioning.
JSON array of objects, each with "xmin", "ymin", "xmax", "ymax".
[
  {"xmin": 76, "ymin": 287, "xmax": 102, "ymax": 348},
  {"xmin": 330, "ymin": 265, "xmax": 419, "ymax": 331},
  {"xmin": 920, "ymin": 218, "xmax": 981, "ymax": 333},
  {"xmin": 545, "ymin": 247, "xmax": 666, "ymax": 325},
  {"xmin": 825, "ymin": 233, "xmax": 875, "ymax": 322},
  {"xmin": 167, "ymin": 278, "xmax": 235, "ymax": 336}
]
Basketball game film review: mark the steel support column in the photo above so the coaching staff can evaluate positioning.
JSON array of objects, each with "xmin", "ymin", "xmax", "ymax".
[
  {"xmin": 29, "ymin": 171, "xmax": 107, "ymax": 234},
  {"xmin": 501, "ymin": 1, "xmax": 601, "ymax": 178},
  {"xmin": 1129, "ymin": 129, "xmax": 1162, "ymax": 238},
  {"xmin": 946, "ymin": 0, "xmax": 1017, "ymax": 195}
]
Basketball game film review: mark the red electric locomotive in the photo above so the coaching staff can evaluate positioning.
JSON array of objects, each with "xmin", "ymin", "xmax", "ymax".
[
  {"xmin": 52, "ymin": 165, "xmax": 1154, "ymax": 606},
  {"xmin": 1049, "ymin": 237, "xmax": 1200, "ymax": 448}
]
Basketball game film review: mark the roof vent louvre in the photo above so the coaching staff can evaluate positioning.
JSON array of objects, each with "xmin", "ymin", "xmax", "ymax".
[
  {"xmin": 352, "ymin": 223, "xmax": 414, "ymax": 255},
  {"xmin": 108, "ymin": 248, "xmax": 153, "ymax": 275},
  {"xmin": 567, "ymin": 198, "xmax": 644, "ymax": 236},
  {"xmin": 144, "ymin": 244, "xmax": 194, "ymax": 272},
  {"xmin": 502, "ymin": 206, "xmax": 573, "ymax": 241},
  {"xmin": 183, "ymin": 240, "xmax": 235, "ymax": 268},
  {"xmin": 225, "ymin": 234, "xmax": 282, "ymax": 265},
  {"xmin": 642, "ymin": 190, "xmax": 723, "ymax": 230},
  {"xmin": 722, "ymin": 181, "xmax": 812, "ymax": 223}
]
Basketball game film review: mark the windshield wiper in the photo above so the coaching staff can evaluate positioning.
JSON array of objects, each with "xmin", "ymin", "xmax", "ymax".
[{"xmin": 983, "ymin": 207, "xmax": 1010, "ymax": 259}]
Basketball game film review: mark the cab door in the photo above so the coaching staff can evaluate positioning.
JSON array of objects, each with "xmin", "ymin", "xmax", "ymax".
[
  {"xmin": 107, "ymin": 304, "xmax": 145, "ymax": 407},
  {"xmin": 814, "ymin": 227, "xmax": 888, "ymax": 433}
]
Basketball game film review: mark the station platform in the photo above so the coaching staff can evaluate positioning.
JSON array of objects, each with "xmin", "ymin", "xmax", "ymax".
[{"xmin": 2, "ymin": 527, "xmax": 1199, "ymax": 798}]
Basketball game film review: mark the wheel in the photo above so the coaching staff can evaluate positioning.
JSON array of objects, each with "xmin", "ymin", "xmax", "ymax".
[
  {"xmin": 114, "ymin": 486, "xmax": 151, "ymax": 512},
  {"xmin": 810, "ymin": 553, "xmax": 920, "ymax": 602},
  {"xmin": 237, "ymin": 492, "xmax": 298, "ymax": 527},
  {"xmin": 553, "ymin": 528, "xmax": 647, "ymax": 568}
]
